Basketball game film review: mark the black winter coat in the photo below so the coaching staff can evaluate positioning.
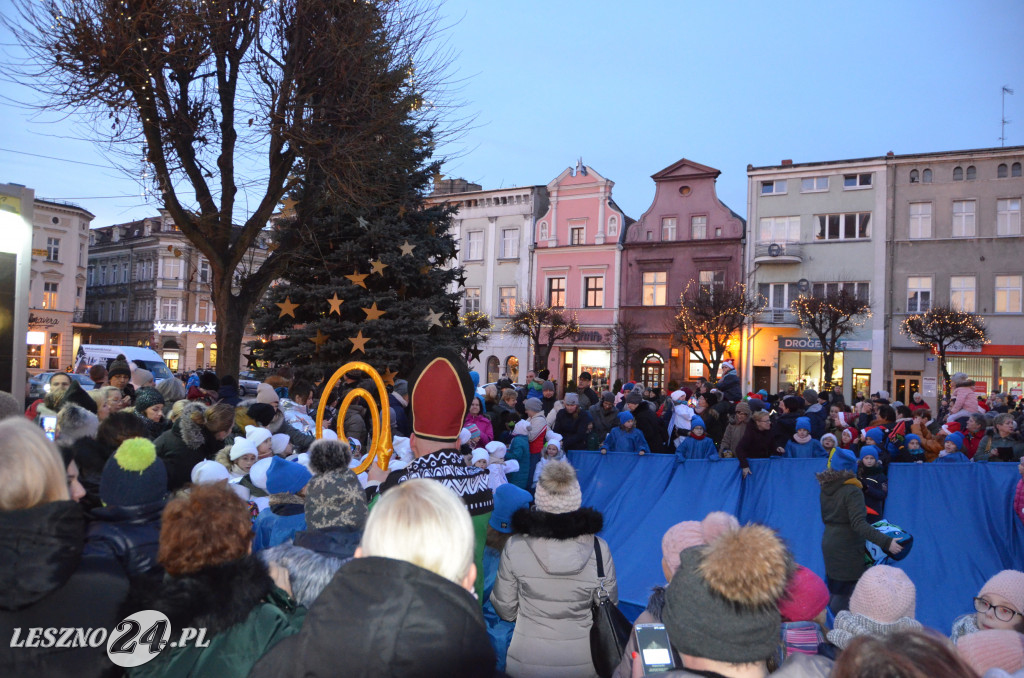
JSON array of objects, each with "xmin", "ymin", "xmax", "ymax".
[
  {"xmin": 716, "ymin": 370, "xmax": 742, "ymax": 402},
  {"xmin": 249, "ymin": 556, "xmax": 496, "ymax": 678},
  {"xmin": 0, "ymin": 501, "xmax": 129, "ymax": 678},
  {"xmin": 83, "ymin": 500, "xmax": 165, "ymax": 578},
  {"xmin": 631, "ymin": 401, "xmax": 669, "ymax": 453},
  {"xmin": 588, "ymin": 402, "xmax": 619, "ymax": 439},
  {"xmin": 154, "ymin": 404, "xmax": 222, "ymax": 491},
  {"xmin": 553, "ymin": 408, "xmax": 592, "ymax": 452},
  {"xmin": 771, "ymin": 410, "xmax": 804, "ymax": 450},
  {"xmin": 818, "ymin": 470, "xmax": 893, "ymax": 582}
]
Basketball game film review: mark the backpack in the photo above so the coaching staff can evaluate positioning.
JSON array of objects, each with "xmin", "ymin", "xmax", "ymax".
[{"xmin": 864, "ymin": 519, "xmax": 913, "ymax": 566}]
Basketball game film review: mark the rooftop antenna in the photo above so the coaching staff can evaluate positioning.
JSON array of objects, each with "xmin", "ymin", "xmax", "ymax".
[{"xmin": 1001, "ymin": 85, "xmax": 1014, "ymax": 146}]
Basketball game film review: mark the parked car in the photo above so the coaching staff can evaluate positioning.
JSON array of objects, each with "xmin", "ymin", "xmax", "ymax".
[
  {"xmin": 73, "ymin": 345, "xmax": 174, "ymax": 384},
  {"xmin": 28, "ymin": 372, "xmax": 96, "ymax": 401},
  {"xmin": 238, "ymin": 370, "xmax": 261, "ymax": 397}
]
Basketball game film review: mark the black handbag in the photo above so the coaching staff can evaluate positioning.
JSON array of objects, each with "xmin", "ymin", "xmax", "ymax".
[{"xmin": 590, "ymin": 537, "xmax": 632, "ymax": 678}]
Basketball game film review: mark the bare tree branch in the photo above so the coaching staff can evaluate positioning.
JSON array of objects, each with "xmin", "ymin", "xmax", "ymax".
[
  {"xmin": 504, "ymin": 303, "xmax": 580, "ymax": 373},
  {"xmin": 791, "ymin": 290, "xmax": 871, "ymax": 391},
  {"xmin": 672, "ymin": 280, "xmax": 764, "ymax": 380},
  {"xmin": 901, "ymin": 305, "xmax": 988, "ymax": 398}
]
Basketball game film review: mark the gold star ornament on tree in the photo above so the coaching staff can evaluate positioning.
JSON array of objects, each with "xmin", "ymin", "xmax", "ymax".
[
  {"xmin": 381, "ymin": 368, "xmax": 398, "ymax": 386},
  {"xmin": 326, "ymin": 293, "xmax": 344, "ymax": 315},
  {"xmin": 399, "ymin": 240, "xmax": 416, "ymax": 256},
  {"xmin": 370, "ymin": 259, "xmax": 388, "ymax": 276},
  {"xmin": 362, "ymin": 302, "xmax": 386, "ymax": 321},
  {"xmin": 275, "ymin": 297, "xmax": 299, "ymax": 318},
  {"xmin": 345, "ymin": 271, "xmax": 369, "ymax": 289},
  {"xmin": 348, "ymin": 330, "xmax": 370, "ymax": 353},
  {"xmin": 309, "ymin": 329, "xmax": 329, "ymax": 352}
]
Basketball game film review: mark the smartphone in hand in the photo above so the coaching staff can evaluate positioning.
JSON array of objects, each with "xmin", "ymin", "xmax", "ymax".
[
  {"xmin": 41, "ymin": 416, "xmax": 57, "ymax": 442},
  {"xmin": 634, "ymin": 623, "xmax": 675, "ymax": 675}
]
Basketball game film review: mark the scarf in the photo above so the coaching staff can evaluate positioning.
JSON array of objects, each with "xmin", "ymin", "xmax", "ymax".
[
  {"xmin": 690, "ymin": 429, "xmax": 707, "ymax": 440},
  {"xmin": 793, "ymin": 429, "xmax": 812, "ymax": 444}
]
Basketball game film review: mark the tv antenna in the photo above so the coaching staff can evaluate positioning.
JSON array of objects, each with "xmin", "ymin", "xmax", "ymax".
[{"xmin": 1001, "ymin": 85, "xmax": 1014, "ymax": 146}]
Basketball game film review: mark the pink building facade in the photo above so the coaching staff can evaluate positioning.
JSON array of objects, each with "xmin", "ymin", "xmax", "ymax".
[
  {"xmin": 533, "ymin": 163, "xmax": 631, "ymax": 393},
  {"xmin": 618, "ymin": 158, "xmax": 745, "ymax": 390}
]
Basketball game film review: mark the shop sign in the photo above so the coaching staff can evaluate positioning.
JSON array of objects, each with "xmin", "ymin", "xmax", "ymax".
[
  {"xmin": 974, "ymin": 381, "xmax": 988, "ymax": 393},
  {"xmin": 1011, "ymin": 387, "xmax": 1022, "ymax": 398},
  {"xmin": 29, "ymin": 313, "xmax": 61, "ymax": 328},
  {"xmin": 948, "ymin": 342, "xmax": 982, "ymax": 353},
  {"xmin": 153, "ymin": 322, "xmax": 216, "ymax": 334},
  {"xmin": 569, "ymin": 330, "xmax": 604, "ymax": 343},
  {"xmin": 778, "ymin": 337, "xmax": 872, "ymax": 351}
]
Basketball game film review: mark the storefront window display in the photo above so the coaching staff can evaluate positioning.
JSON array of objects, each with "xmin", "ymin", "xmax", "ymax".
[
  {"xmin": 1000, "ymin": 358, "xmax": 1024, "ymax": 397},
  {"xmin": 946, "ymin": 357, "xmax": 994, "ymax": 393},
  {"xmin": 851, "ymin": 369, "xmax": 871, "ymax": 401},
  {"xmin": 778, "ymin": 350, "xmax": 843, "ymax": 394}
]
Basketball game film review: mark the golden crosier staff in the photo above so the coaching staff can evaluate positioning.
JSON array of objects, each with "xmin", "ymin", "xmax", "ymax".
[{"xmin": 315, "ymin": 362, "xmax": 393, "ymax": 473}]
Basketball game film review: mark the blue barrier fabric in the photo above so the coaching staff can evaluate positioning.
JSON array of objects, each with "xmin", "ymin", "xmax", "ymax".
[{"xmin": 566, "ymin": 451, "xmax": 1024, "ymax": 634}]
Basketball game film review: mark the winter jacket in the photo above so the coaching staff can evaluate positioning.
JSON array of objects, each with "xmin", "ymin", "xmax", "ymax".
[
  {"xmin": 962, "ymin": 428, "xmax": 986, "ymax": 460},
  {"xmin": 258, "ymin": 525, "xmax": 362, "ymax": 608},
  {"xmin": 735, "ymin": 419, "xmax": 781, "ymax": 470},
  {"xmin": 786, "ymin": 437, "xmax": 827, "ymax": 459},
  {"xmin": 908, "ymin": 397, "xmax": 930, "ymax": 413},
  {"xmin": 83, "ymin": 500, "xmax": 165, "ymax": 578},
  {"xmin": 910, "ymin": 420, "xmax": 943, "ymax": 462},
  {"xmin": 804, "ymin": 403, "xmax": 828, "ymax": 440},
  {"xmin": 64, "ymin": 436, "xmax": 115, "ymax": 514},
  {"xmin": 949, "ymin": 382, "xmax": 981, "ymax": 416},
  {"xmin": 125, "ymin": 556, "xmax": 305, "ymax": 678},
  {"xmin": 134, "ymin": 411, "xmax": 170, "ymax": 440},
  {"xmin": 464, "ymin": 411, "xmax": 495, "ymax": 448},
  {"xmin": 817, "ymin": 469, "xmax": 895, "ymax": 582},
  {"xmin": 491, "ymin": 507, "xmax": 614, "ymax": 678},
  {"xmin": 588, "ymin": 402, "xmax": 620, "ymax": 439},
  {"xmin": 253, "ymin": 494, "xmax": 307, "ymax": 553},
  {"xmin": 653, "ymin": 654, "xmax": 833, "ymax": 678},
  {"xmin": 667, "ymin": 400, "xmax": 694, "ymax": 439},
  {"xmin": 553, "ymin": 408, "xmax": 592, "ymax": 452},
  {"xmin": 154, "ymin": 401, "xmax": 222, "ymax": 491},
  {"xmin": 540, "ymin": 394, "xmax": 558, "ymax": 416},
  {"xmin": 388, "ymin": 392, "xmax": 411, "ymax": 437},
  {"xmin": 631, "ymin": 400, "xmax": 669, "ymax": 453},
  {"xmin": 489, "ymin": 401, "xmax": 521, "ymax": 444},
  {"xmin": 506, "ymin": 435, "xmax": 531, "ymax": 490},
  {"xmin": 577, "ymin": 387, "xmax": 600, "ymax": 411},
  {"xmin": 719, "ymin": 420, "xmax": 746, "ymax": 456},
  {"xmin": 217, "ymin": 383, "xmax": 241, "ymax": 406},
  {"xmin": 250, "ymin": 556, "xmax": 495, "ymax": 678},
  {"xmin": 694, "ymin": 407, "xmax": 725, "ymax": 447},
  {"xmin": 858, "ymin": 466, "xmax": 888, "ymax": 518},
  {"xmin": 674, "ymin": 435, "xmax": 718, "ymax": 461},
  {"xmin": 612, "ymin": 588, "xmax": 674, "ymax": 678},
  {"xmin": 601, "ymin": 426, "xmax": 651, "ymax": 454},
  {"xmin": 974, "ymin": 431, "xmax": 1024, "ymax": 462},
  {"xmin": 716, "ymin": 369, "xmax": 742, "ymax": 402},
  {"xmin": 0, "ymin": 501, "xmax": 129, "ymax": 678}
]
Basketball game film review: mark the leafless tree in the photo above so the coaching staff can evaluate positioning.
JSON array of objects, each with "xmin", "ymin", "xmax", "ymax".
[
  {"xmin": 791, "ymin": 290, "xmax": 871, "ymax": 391},
  {"xmin": 604, "ymin": 318, "xmax": 643, "ymax": 383},
  {"xmin": 902, "ymin": 305, "xmax": 987, "ymax": 398},
  {"xmin": 504, "ymin": 304, "xmax": 580, "ymax": 373},
  {"xmin": 5, "ymin": 0, "xmax": 461, "ymax": 377},
  {"xmin": 672, "ymin": 280, "xmax": 764, "ymax": 381}
]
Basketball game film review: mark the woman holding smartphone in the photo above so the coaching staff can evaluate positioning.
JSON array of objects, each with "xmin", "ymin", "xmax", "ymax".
[{"xmin": 974, "ymin": 414, "xmax": 1024, "ymax": 462}]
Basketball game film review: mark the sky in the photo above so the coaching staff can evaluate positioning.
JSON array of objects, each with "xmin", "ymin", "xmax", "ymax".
[{"xmin": 1, "ymin": 0, "xmax": 1023, "ymax": 227}]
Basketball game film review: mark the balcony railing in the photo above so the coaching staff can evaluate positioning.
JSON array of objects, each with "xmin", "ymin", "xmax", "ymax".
[
  {"xmin": 753, "ymin": 241, "xmax": 803, "ymax": 264},
  {"xmin": 756, "ymin": 309, "xmax": 800, "ymax": 325}
]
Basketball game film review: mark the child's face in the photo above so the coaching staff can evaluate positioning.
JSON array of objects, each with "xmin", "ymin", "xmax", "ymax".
[
  {"xmin": 862, "ymin": 454, "xmax": 877, "ymax": 468},
  {"xmin": 544, "ymin": 446, "xmax": 559, "ymax": 458},
  {"xmin": 797, "ymin": 427, "xmax": 809, "ymax": 436},
  {"xmin": 282, "ymin": 441, "xmax": 294, "ymax": 456},
  {"xmin": 976, "ymin": 593, "xmax": 1024, "ymax": 631},
  {"xmin": 692, "ymin": 426, "xmax": 705, "ymax": 437},
  {"xmin": 944, "ymin": 440, "xmax": 958, "ymax": 454},
  {"xmin": 907, "ymin": 440, "xmax": 921, "ymax": 451},
  {"xmin": 473, "ymin": 459, "xmax": 488, "ymax": 469},
  {"xmin": 822, "ymin": 438, "xmax": 835, "ymax": 450},
  {"xmin": 623, "ymin": 419, "xmax": 635, "ymax": 429},
  {"xmin": 257, "ymin": 439, "xmax": 273, "ymax": 458},
  {"xmin": 236, "ymin": 454, "xmax": 257, "ymax": 473},
  {"xmin": 842, "ymin": 431, "xmax": 853, "ymax": 445}
]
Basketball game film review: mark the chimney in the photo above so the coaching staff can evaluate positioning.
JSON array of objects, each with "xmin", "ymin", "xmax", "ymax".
[{"xmin": 781, "ymin": 159, "xmax": 793, "ymax": 166}]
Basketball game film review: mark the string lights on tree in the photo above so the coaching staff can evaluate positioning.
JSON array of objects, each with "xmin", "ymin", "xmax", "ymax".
[
  {"xmin": 504, "ymin": 304, "xmax": 581, "ymax": 372},
  {"xmin": 672, "ymin": 280, "xmax": 764, "ymax": 381},
  {"xmin": 901, "ymin": 305, "xmax": 988, "ymax": 398},
  {"xmin": 790, "ymin": 288, "xmax": 871, "ymax": 392}
]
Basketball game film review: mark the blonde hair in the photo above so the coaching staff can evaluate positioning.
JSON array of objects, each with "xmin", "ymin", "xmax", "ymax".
[
  {"xmin": 90, "ymin": 385, "xmax": 122, "ymax": 409},
  {"xmin": 752, "ymin": 410, "xmax": 771, "ymax": 423},
  {"xmin": 360, "ymin": 479, "xmax": 474, "ymax": 585},
  {"xmin": 0, "ymin": 418, "xmax": 70, "ymax": 510},
  {"xmin": 168, "ymin": 399, "xmax": 188, "ymax": 423}
]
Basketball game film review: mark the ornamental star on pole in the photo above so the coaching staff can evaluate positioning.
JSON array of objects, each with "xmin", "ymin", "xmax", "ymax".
[
  {"xmin": 309, "ymin": 329, "xmax": 329, "ymax": 352},
  {"xmin": 381, "ymin": 368, "xmax": 398, "ymax": 386}
]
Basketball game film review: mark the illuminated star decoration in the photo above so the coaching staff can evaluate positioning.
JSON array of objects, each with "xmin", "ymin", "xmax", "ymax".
[
  {"xmin": 369, "ymin": 259, "xmax": 388, "ymax": 276},
  {"xmin": 399, "ymin": 240, "xmax": 416, "ymax": 256},
  {"xmin": 424, "ymin": 308, "xmax": 443, "ymax": 329},
  {"xmin": 348, "ymin": 330, "xmax": 370, "ymax": 353},
  {"xmin": 345, "ymin": 271, "xmax": 369, "ymax": 289},
  {"xmin": 381, "ymin": 368, "xmax": 398, "ymax": 387},
  {"xmin": 244, "ymin": 352, "xmax": 260, "ymax": 368},
  {"xmin": 309, "ymin": 329, "xmax": 329, "ymax": 352},
  {"xmin": 326, "ymin": 293, "xmax": 344, "ymax": 315},
  {"xmin": 275, "ymin": 297, "xmax": 299, "ymax": 318},
  {"xmin": 362, "ymin": 302, "xmax": 386, "ymax": 321},
  {"xmin": 357, "ymin": 216, "xmax": 369, "ymax": 230},
  {"xmin": 468, "ymin": 345, "xmax": 483, "ymax": 362}
]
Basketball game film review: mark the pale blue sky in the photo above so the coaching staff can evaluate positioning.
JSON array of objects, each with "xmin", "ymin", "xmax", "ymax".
[{"xmin": 2, "ymin": 0, "xmax": 1022, "ymax": 226}]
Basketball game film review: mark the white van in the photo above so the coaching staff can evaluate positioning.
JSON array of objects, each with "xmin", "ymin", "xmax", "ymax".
[{"xmin": 73, "ymin": 345, "xmax": 175, "ymax": 383}]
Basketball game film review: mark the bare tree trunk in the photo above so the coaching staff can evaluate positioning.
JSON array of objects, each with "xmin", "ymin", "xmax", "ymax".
[
  {"xmin": 822, "ymin": 348, "xmax": 835, "ymax": 390},
  {"xmin": 211, "ymin": 273, "xmax": 250, "ymax": 380},
  {"xmin": 939, "ymin": 349, "xmax": 951, "ymax": 398}
]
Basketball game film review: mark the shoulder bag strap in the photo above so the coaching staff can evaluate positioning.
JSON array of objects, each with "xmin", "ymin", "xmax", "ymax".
[{"xmin": 593, "ymin": 536, "xmax": 605, "ymax": 578}]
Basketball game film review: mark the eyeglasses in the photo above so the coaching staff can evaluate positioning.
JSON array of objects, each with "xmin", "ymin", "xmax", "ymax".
[{"xmin": 974, "ymin": 597, "xmax": 1023, "ymax": 622}]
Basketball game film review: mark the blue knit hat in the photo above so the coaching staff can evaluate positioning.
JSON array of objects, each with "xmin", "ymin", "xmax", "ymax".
[
  {"xmin": 690, "ymin": 414, "xmax": 706, "ymax": 431},
  {"xmin": 945, "ymin": 431, "xmax": 965, "ymax": 451},
  {"xmin": 100, "ymin": 437, "xmax": 168, "ymax": 506},
  {"xmin": 618, "ymin": 411, "xmax": 634, "ymax": 424},
  {"xmin": 864, "ymin": 427, "xmax": 885, "ymax": 446},
  {"xmin": 796, "ymin": 416, "xmax": 811, "ymax": 432},
  {"xmin": 829, "ymin": 448, "xmax": 859, "ymax": 473},
  {"xmin": 904, "ymin": 434, "xmax": 923, "ymax": 451},
  {"xmin": 266, "ymin": 456, "xmax": 312, "ymax": 495},
  {"xmin": 488, "ymin": 484, "xmax": 532, "ymax": 533}
]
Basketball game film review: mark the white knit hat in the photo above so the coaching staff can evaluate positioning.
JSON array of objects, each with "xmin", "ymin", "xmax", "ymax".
[
  {"xmin": 485, "ymin": 440, "xmax": 507, "ymax": 459},
  {"xmin": 191, "ymin": 459, "xmax": 230, "ymax": 485},
  {"xmin": 248, "ymin": 456, "xmax": 273, "ymax": 491},
  {"xmin": 534, "ymin": 460, "xmax": 582, "ymax": 514},
  {"xmin": 245, "ymin": 424, "xmax": 273, "ymax": 448},
  {"xmin": 230, "ymin": 438, "xmax": 259, "ymax": 461},
  {"xmin": 471, "ymin": 449, "xmax": 489, "ymax": 466},
  {"xmin": 270, "ymin": 433, "xmax": 291, "ymax": 456}
]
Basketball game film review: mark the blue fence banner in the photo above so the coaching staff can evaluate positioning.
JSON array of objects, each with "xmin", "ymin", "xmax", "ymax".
[{"xmin": 565, "ymin": 451, "xmax": 1024, "ymax": 634}]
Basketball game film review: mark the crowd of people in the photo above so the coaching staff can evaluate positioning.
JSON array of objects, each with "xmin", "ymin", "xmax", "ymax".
[{"xmin": 1, "ymin": 352, "xmax": 1023, "ymax": 678}]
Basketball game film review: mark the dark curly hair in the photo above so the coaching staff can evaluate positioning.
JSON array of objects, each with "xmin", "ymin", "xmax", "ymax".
[
  {"xmin": 158, "ymin": 483, "xmax": 252, "ymax": 577},
  {"xmin": 97, "ymin": 411, "xmax": 150, "ymax": 450},
  {"xmin": 308, "ymin": 438, "xmax": 352, "ymax": 475}
]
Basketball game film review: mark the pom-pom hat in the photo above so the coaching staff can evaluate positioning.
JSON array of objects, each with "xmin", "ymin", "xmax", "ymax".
[
  {"xmin": 265, "ymin": 456, "xmax": 312, "ymax": 495},
  {"xmin": 410, "ymin": 349, "xmax": 475, "ymax": 444},
  {"xmin": 100, "ymin": 437, "xmax": 167, "ymax": 506},
  {"xmin": 957, "ymin": 630, "xmax": 1024, "ymax": 674},
  {"xmin": 661, "ymin": 512, "xmax": 740, "ymax": 577},
  {"xmin": 778, "ymin": 565, "xmax": 830, "ymax": 623},
  {"xmin": 245, "ymin": 424, "xmax": 273, "ymax": 448},
  {"xmin": 133, "ymin": 387, "xmax": 165, "ymax": 414},
  {"xmin": 534, "ymin": 461, "xmax": 582, "ymax": 514}
]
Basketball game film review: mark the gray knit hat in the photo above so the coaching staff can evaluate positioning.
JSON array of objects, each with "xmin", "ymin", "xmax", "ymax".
[
  {"xmin": 625, "ymin": 391, "xmax": 643, "ymax": 404},
  {"xmin": 134, "ymin": 387, "xmax": 165, "ymax": 414},
  {"xmin": 0, "ymin": 391, "xmax": 21, "ymax": 421},
  {"xmin": 663, "ymin": 524, "xmax": 793, "ymax": 664},
  {"xmin": 305, "ymin": 469, "xmax": 368, "ymax": 530},
  {"xmin": 541, "ymin": 381, "xmax": 555, "ymax": 391},
  {"xmin": 523, "ymin": 397, "xmax": 543, "ymax": 413},
  {"xmin": 107, "ymin": 355, "xmax": 132, "ymax": 379},
  {"xmin": 564, "ymin": 393, "xmax": 580, "ymax": 406}
]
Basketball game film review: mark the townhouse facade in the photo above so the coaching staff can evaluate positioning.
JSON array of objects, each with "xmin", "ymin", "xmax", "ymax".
[
  {"xmin": 428, "ymin": 177, "xmax": 549, "ymax": 384},
  {"xmin": 886, "ymin": 145, "xmax": 1024, "ymax": 404},
  {"xmin": 619, "ymin": 158, "xmax": 745, "ymax": 390},
  {"xmin": 744, "ymin": 156, "xmax": 888, "ymax": 402}
]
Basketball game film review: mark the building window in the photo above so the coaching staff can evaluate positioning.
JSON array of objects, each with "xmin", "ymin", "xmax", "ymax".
[
  {"xmin": 909, "ymin": 202, "xmax": 932, "ymax": 239},
  {"xmin": 547, "ymin": 277, "xmax": 565, "ymax": 308},
  {"xmin": 501, "ymin": 228, "xmax": 519, "ymax": 258},
  {"xmin": 843, "ymin": 173, "xmax": 872, "ymax": 189},
  {"xmin": 907, "ymin": 277, "xmax": 932, "ymax": 313},
  {"xmin": 699, "ymin": 270, "xmax": 725, "ymax": 297},
  {"xmin": 715, "ymin": 227, "xmax": 722, "ymax": 237},
  {"xmin": 486, "ymin": 356, "xmax": 500, "ymax": 383},
  {"xmin": 160, "ymin": 298, "xmax": 179, "ymax": 321},
  {"xmin": 953, "ymin": 166, "xmax": 964, "ymax": 181},
  {"xmin": 607, "ymin": 217, "xmax": 618, "ymax": 237},
  {"xmin": 499, "ymin": 287, "xmax": 517, "ymax": 316},
  {"xmin": 645, "ymin": 231, "xmax": 652, "ymax": 241},
  {"xmin": 76, "ymin": 286, "xmax": 82, "ymax": 299},
  {"xmin": 661, "ymin": 217, "xmax": 676, "ymax": 241},
  {"xmin": 923, "ymin": 169, "xmax": 933, "ymax": 183},
  {"xmin": 538, "ymin": 221, "xmax": 549, "ymax": 240},
  {"xmin": 464, "ymin": 287, "xmax": 481, "ymax": 313},
  {"xmin": 642, "ymin": 272, "xmax": 667, "ymax": 306},
  {"xmin": 691, "ymin": 215, "xmax": 707, "ymax": 240},
  {"xmin": 811, "ymin": 281, "xmax": 870, "ymax": 302},
  {"xmin": 465, "ymin": 231, "xmax": 483, "ymax": 260},
  {"xmin": 121, "ymin": 263, "xmax": 129, "ymax": 283},
  {"xmin": 952, "ymin": 200, "xmax": 976, "ymax": 237},
  {"xmin": 584, "ymin": 276, "xmax": 604, "ymax": 308},
  {"xmin": 163, "ymin": 257, "xmax": 181, "ymax": 279},
  {"xmin": 119, "ymin": 301, "xmax": 126, "ymax": 321},
  {"xmin": 966, "ymin": 165, "xmax": 977, "ymax": 180},
  {"xmin": 999, "ymin": 164, "xmax": 1009, "ymax": 178},
  {"xmin": 99, "ymin": 266, "xmax": 106, "ymax": 285},
  {"xmin": 198, "ymin": 259, "xmax": 210, "ymax": 284},
  {"xmin": 87, "ymin": 267, "xmax": 94, "ymax": 285},
  {"xmin": 506, "ymin": 356, "xmax": 520, "ymax": 382},
  {"xmin": 107, "ymin": 303, "xmax": 114, "ymax": 322},
  {"xmin": 758, "ymin": 282, "xmax": 797, "ymax": 311},
  {"xmin": 815, "ymin": 212, "xmax": 871, "ymax": 240},
  {"xmin": 45, "ymin": 237, "xmax": 60, "ymax": 262},
  {"xmin": 42, "ymin": 282, "xmax": 58, "ymax": 309},
  {"xmin": 570, "ymin": 226, "xmax": 585, "ymax": 245},
  {"xmin": 997, "ymin": 198, "xmax": 1022, "ymax": 236},
  {"xmin": 759, "ymin": 216, "xmax": 800, "ymax": 243},
  {"xmin": 760, "ymin": 179, "xmax": 787, "ymax": 195},
  {"xmin": 909, "ymin": 170, "xmax": 919, "ymax": 183},
  {"xmin": 996, "ymin": 275, "xmax": 1023, "ymax": 313},
  {"xmin": 1013, "ymin": 162, "xmax": 1023, "ymax": 178},
  {"xmin": 197, "ymin": 299, "xmax": 212, "ymax": 323},
  {"xmin": 48, "ymin": 333, "xmax": 61, "ymax": 370},
  {"xmin": 801, "ymin": 176, "xmax": 829, "ymax": 192},
  {"xmin": 950, "ymin": 276, "xmax": 976, "ymax": 312}
]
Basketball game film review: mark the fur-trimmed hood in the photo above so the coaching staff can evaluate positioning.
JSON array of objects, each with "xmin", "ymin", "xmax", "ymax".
[
  {"xmin": 511, "ymin": 506, "xmax": 603, "ymax": 540},
  {"xmin": 175, "ymin": 401, "xmax": 209, "ymax": 450},
  {"xmin": 509, "ymin": 507, "xmax": 605, "ymax": 578},
  {"xmin": 817, "ymin": 469, "xmax": 862, "ymax": 494},
  {"xmin": 125, "ymin": 555, "xmax": 273, "ymax": 636}
]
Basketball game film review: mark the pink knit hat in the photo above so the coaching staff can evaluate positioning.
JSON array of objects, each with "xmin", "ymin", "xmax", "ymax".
[
  {"xmin": 957, "ymin": 630, "xmax": 1024, "ymax": 674},
  {"xmin": 778, "ymin": 565, "xmax": 830, "ymax": 622},
  {"xmin": 849, "ymin": 565, "xmax": 916, "ymax": 623},
  {"xmin": 661, "ymin": 511, "xmax": 740, "ymax": 577},
  {"xmin": 980, "ymin": 570, "xmax": 1024, "ymax": 617}
]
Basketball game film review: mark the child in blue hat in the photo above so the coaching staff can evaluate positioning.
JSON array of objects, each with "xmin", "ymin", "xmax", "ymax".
[
  {"xmin": 785, "ymin": 416, "xmax": 826, "ymax": 459},
  {"xmin": 936, "ymin": 431, "xmax": 970, "ymax": 463},
  {"xmin": 674, "ymin": 414, "xmax": 717, "ymax": 461},
  {"xmin": 600, "ymin": 411, "xmax": 650, "ymax": 455}
]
